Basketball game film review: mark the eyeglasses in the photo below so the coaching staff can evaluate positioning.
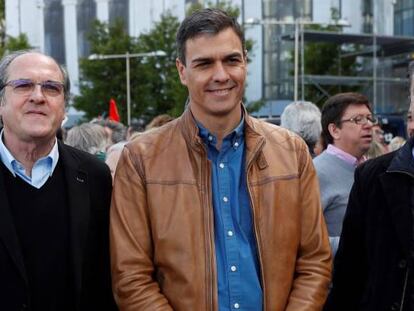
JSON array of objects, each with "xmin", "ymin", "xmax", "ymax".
[
  {"xmin": 340, "ymin": 115, "xmax": 378, "ymax": 125},
  {"xmin": 1, "ymin": 79, "xmax": 65, "ymax": 97}
]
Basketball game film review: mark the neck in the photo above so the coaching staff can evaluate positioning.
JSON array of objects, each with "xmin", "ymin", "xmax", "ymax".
[
  {"xmin": 2, "ymin": 131, "xmax": 55, "ymax": 175},
  {"xmin": 191, "ymin": 104, "xmax": 242, "ymax": 149}
]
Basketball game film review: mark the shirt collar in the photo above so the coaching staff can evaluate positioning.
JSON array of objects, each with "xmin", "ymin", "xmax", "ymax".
[
  {"xmin": 326, "ymin": 144, "xmax": 366, "ymax": 167},
  {"xmin": 196, "ymin": 115, "xmax": 245, "ymax": 146},
  {"xmin": 0, "ymin": 129, "xmax": 59, "ymax": 179}
]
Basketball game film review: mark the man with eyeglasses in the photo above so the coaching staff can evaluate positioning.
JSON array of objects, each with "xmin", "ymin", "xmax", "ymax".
[
  {"xmin": 0, "ymin": 51, "xmax": 117, "ymax": 311},
  {"xmin": 324, "ymin": 63, "xmax": 414, "ymax": 311},
  {"xmin": 313, "ymin": 92, "xmax": 375, "ymax": 257}
]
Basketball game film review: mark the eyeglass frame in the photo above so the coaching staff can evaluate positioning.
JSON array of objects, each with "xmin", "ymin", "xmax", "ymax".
[
  {"xmin": 339, "ymin": 114, "xmax": 378, "ymax": 126},
  {"xmin": 0, "ymin": 79, "xmax": 65, "ymax": 97}
]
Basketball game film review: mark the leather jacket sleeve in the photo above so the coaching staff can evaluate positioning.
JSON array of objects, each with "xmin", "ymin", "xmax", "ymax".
[
  {"xmin": 110, "ymin": 147, "xmax": 174, "ymax": 311},
  {"xmin": 285, "ymin": 145, "xmax": 333, "ymax": 310}
]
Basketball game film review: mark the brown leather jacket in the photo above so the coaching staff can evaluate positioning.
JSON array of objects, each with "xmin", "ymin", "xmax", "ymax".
[{"xmin": 110, "ymin": 108, "xmax": 332, "ymax": 311}]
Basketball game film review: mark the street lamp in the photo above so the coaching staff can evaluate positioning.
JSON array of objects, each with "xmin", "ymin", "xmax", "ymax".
[
  {"xmin": 88, "ymin": 50, "xmax": 167, "ymax": 125},
  {"xmin": 245, "ymin": 18, "xmax": 350, "ymax": 102}
]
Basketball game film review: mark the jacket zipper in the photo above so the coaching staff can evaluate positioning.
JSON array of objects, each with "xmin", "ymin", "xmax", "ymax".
[
  {"xmin": 386, "ymin": 170, "xmax": 412, "ymax": 311},
  {"xmin": 399, "ymin": 267, "xmax": 409, "ymax": 311},
  {"xmin": 246, "ymin": 140, "xmax": 266, "ymax": 311},
  {"xmin": 203, "ymin": 156, "xmax": 215, "ymax": 311}
]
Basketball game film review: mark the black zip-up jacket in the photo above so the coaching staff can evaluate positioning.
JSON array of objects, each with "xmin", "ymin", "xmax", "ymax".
[{"xmin": 324, "ymin": 137, "xmax": 414, "ymax": 311}]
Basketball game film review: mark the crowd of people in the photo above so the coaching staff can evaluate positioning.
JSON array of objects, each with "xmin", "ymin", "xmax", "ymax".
[{"xmin": 1, "ymin": 7, "xmax": 414, "ymax": 311}]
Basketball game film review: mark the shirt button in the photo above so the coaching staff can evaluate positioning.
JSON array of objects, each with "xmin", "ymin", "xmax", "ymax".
[
  {"xmin": 219, "ymin": 163, "xmax": 225, "ymax": 168},
  {"xmin": 208, "ymin": 135, "xmax": 213, "ymax": 141},
  {"xmin": 234, "ymin": 303, "xmax": 240, "ymax": 309},
  {"xmin": 223, "ymin": 196, "xmax": 228, "ymax": 203},
  {"xmin": 227, "ymin": 230, "xmax": 234, "ymax": 237},
  {"xmin": 234, "ymin": 142, "xmax": 239, "ymax": 147},
  {"xmin": 230, "ymin": 265, "xmax": 237, "ymax": 272}
]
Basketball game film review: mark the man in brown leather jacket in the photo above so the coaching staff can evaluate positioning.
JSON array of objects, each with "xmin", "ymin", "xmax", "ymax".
[{"xmin": 110, "ymin": 8, "xmax": 332, "ymax": 311}]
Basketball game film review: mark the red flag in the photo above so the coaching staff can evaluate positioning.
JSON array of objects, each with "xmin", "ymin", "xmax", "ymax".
[{"xmin": 109, "ymin": 98, "xmax": 120, "ymax": 122}]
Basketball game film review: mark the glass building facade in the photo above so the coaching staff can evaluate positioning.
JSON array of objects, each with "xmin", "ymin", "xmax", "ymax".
[
  {"xmin": 262, "ymin": 0, "xmax": 312, "ymax": 100},
  {"xmin": 44, "ymin": 0, "xmax": 65, "ymax": 64},
  {"xmin": 394, "ymin": 0, "xmax": 414, "ymax": 36},
  {"xmin": 77, "ymin": 0, "xmax": 96, "ymax": 58}
]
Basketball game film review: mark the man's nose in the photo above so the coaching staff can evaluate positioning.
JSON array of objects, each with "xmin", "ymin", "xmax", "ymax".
[
  {"xmin": 212, "ymin": 62, "xmax": 230, "ymax": 82},
  {"xmin": 28, "ymin": 84, "xmax": 46, "ymax": 101}
]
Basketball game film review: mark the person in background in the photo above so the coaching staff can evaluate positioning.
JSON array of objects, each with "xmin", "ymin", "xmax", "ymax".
[
  {"xmin": 145, "ymin": 113, "xmax": 174, "ymax": 131},
  {"xmin": 314, "ymin": 92, "xmax": 375, "ymax": 256},
  {"xmin": 372, "ymin": 123, "xmax": 388, "ymax": 153},
  {"xmin": 0, "ymin": 50, "xmax": 116, "ymax": 311},
  {"xmin": 388, "ymin": 136, "xmax": 406, "ymax": 152},
  {"xmin": 110, "ymin": 8, "xmax": 331, "ymax": 311},
  {"xmin": 93, "ymin": 119, "xmax": 127, "ymax": 146},
  {"xmin": 324, "ymin": 61, "xmax": 414, "ymax": 311},
  {"xmin": 65, "ymin": 123, "xmax": 108, "ymax": 160},
  {"xmin": 365, "ymin": 140, "xmax": 386, "ymax": 160},
  {"xmin": 281, "ymin": 100, "xmax": 322, "ymax": 158}
]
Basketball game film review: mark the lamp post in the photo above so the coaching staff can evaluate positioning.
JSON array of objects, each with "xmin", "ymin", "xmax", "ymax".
[
  {"xmin": 245, "ymin": 18, "xmax": 350, "ymax": 102},
  {"xmin": 88, "ymin": 50, "xmax": 167, "ymax": 125}
]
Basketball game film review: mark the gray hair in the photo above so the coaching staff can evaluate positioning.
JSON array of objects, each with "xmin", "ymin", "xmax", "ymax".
[
  {"xmin": 0, "ymin": 50, "xmax": 71, "ymax": 105},
  {"xmin": 65, "ymin": 123, "xmax": 107, "ymax": 155},
  {"xmin": 281, "ymin": 101, "xmax": 322, "ymax": 148},
  {"xmin": 92, "ymin": 119, "xmax": 127, "ymax": 144},
  {"xmin": 176, "ymin": 8, "xmax": 245, "ymax": 65}
]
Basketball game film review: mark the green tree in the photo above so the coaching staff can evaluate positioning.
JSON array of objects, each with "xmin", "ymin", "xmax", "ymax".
[
  {"xmin": 74, "ymin": 19, "xmax": 137, "ymax": 122},
  {"xmin": 74, "ymin": 15, "xmax": 187, "ymax": 123}
]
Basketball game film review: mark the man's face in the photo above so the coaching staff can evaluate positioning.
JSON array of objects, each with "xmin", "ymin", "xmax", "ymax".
[
  {"xmin": 372, "ymin": 125, "xmax": 385, "ymax": 145},
  {"xmin": 329, "ymin": 104, "xmax": 374, "ymax": 158},
  {"xmin": 176, "ymin": 27, "xmax": 247, "ymax": 119},
  {"xmin": 0, "ymin": 53, "xmax": 65, "ymax": 145}
]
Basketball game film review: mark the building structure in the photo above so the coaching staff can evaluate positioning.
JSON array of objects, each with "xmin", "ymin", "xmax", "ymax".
[{"xmin": 5, "ymin": 0, "xmax": 414, "ymax": 120}]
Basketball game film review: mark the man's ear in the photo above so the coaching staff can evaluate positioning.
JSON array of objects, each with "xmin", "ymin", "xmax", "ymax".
[
  {"xmin": 328, "ymin": 123, "xmax": 341, "ymax": 141},
  {"xmin": 176, "ymin": 58, "xmax": 187, "ymax": 86}
]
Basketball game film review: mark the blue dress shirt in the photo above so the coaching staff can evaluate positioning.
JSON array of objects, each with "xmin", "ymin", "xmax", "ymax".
[
  {"xmin": 0, "ymin": 130, "xmax": 59, "ymax": 189},
  {"xmin": 197, "ymin": 119, "xmax": 263, "ymax": 311}
]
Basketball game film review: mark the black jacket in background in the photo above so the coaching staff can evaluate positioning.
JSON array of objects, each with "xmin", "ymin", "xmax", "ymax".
[
  {"xmin": 0, "ymin": 141, "xmax": 117, "ymax": 311},
  {"xmin": 324, "ymin": 138, "xmax": 414, "ymax": 311}
]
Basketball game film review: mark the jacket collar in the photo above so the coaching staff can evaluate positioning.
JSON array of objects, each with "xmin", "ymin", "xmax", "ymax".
[
  {"xmin": 179, "ymin": 105, "xmax": 266, "ymax": 168},
  {"xmin": 387, "ymin": 137, "xmax": 414, "ymax": 177}
]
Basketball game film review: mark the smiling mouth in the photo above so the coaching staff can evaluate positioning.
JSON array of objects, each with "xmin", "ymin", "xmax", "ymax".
[{"xmin": 207, "ymin": 86, "xmax": 235, "ymax": 95}]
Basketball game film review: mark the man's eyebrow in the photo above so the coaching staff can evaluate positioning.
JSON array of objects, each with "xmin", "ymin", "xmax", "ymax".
[
  {"xmin": 191, "ymin": 57, "xmax": 212, "ymax": 64},
  {"xmin": 191, "ymin": 52, "xmax": 244, "ymax": 64}
]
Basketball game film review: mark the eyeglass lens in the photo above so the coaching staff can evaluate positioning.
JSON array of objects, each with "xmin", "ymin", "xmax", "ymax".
[{"xmin": 7, "ymin": 79, "xmax": 63, "ymax": 97}]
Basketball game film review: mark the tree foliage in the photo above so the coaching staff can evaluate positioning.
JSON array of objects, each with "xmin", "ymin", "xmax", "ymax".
[{"xmin": 74, "ymin": 14, "xmax": 187, "ymax": 123}]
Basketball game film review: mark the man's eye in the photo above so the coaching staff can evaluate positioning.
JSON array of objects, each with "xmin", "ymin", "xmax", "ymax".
[{"xmin": 14, "ymin": 82, "xmax": 33, "ymax": 90}]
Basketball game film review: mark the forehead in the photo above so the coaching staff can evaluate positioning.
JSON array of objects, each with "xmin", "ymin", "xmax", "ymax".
[
  {"xmin": 342, "ymin": 103, "xmax": 371, "ymax": 116},
  {"xmin": 185, "ymin": 28, "xmax": 243, "ymax": 60},
  {"xmin": 7, "ymin": 53, "xmax": 63, "ymax": 81}
]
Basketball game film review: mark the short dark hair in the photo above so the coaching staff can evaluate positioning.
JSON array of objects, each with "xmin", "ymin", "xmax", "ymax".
[
  {"xmin": 321, "ymin": 92, "xmax": 372, "ymax": 145},
  {"xmin": 176, "ymin": 8, "xmax": 245, "ymax": 65}
]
